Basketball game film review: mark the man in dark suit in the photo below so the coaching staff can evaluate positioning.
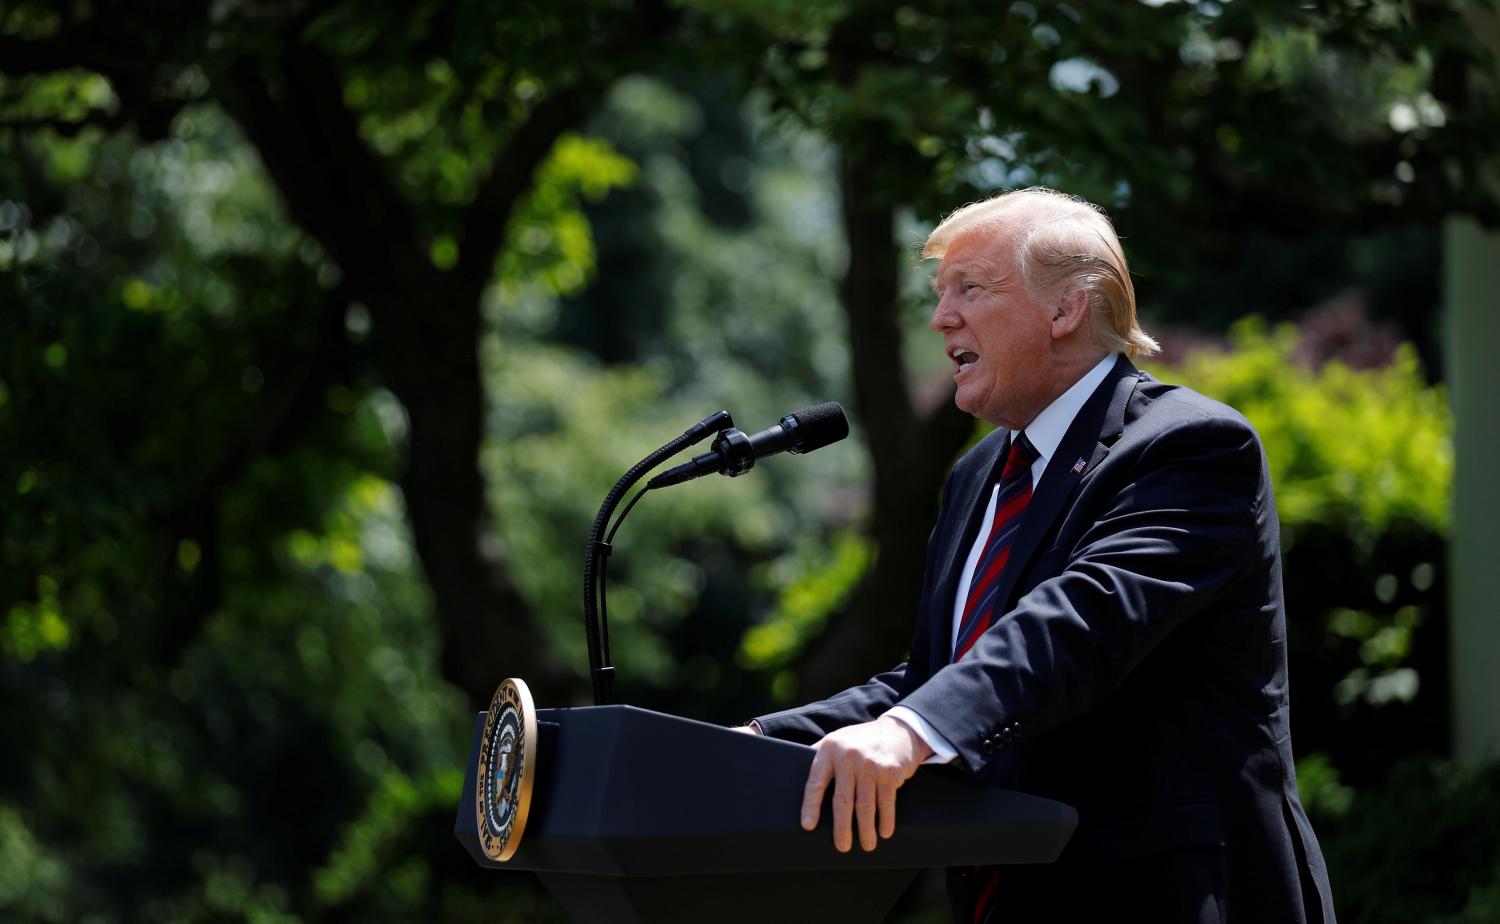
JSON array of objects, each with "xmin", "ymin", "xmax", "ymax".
[{"xmin": 742, "ymin": 188, "xmax": 1336, "ymax": 922}]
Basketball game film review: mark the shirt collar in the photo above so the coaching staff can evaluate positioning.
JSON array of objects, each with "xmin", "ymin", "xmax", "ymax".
[{"xmin": 1011, "ymin": 352, "xmax": 1119, "ymax": 469}]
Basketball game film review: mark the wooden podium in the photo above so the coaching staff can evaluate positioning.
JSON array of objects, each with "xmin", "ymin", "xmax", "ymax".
[{"xmin": 456, "ymin": 704, "xmax": 1077, "ymax": 923}]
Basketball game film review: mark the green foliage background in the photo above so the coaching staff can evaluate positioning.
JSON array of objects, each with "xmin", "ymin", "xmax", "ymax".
[{"xmin": 2, "ymin": 0, "xmax": 1497, "ymax": 921}]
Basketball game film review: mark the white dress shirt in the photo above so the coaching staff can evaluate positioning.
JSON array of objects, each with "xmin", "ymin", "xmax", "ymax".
[{"xmin": 886, "ymin": 352, "xmax": 1120, "ymax": 762}]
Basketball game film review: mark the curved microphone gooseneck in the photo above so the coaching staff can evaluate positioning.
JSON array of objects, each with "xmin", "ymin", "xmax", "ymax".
[{"xmin": 583, "ymin": 411, "xmax": 732, "ymax": 706}]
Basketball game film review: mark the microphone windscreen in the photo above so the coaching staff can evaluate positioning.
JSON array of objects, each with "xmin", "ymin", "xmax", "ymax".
[{"xmin": 790, "ymin": 402, "xmax": 849, "ymax": 453}]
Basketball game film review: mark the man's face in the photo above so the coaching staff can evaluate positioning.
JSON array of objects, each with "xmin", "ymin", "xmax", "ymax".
[{"xmin": 930, "ymin": 230, "xmax": 1055, "ymax": 430}]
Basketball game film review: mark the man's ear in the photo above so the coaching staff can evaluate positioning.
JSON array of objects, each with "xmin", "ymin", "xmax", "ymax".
[{"xmin": 1050, "ymin": 288, "xmax": 1090, "ymax": 340}]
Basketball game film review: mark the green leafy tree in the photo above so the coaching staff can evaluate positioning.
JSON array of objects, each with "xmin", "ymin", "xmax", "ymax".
[
  {"xmin": 0, "ymin": 6, "xmax": 859, "ymax": 918},
  {"xmin": 4, "ymin": 2, "xmax": 1497, "ymax": 920},
  {"xmin": 0, "ymin": 2, "xmax": 677, "ymax": 918},
  {"xmin": 0, "ymin": 0, "xmax": 695, "ymax": 706}
]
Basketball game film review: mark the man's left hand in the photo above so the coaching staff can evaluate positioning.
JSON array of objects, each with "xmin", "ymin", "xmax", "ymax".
[{"xmin": 800, "ymin": 715, "xmax": 933, "ymax": 852}]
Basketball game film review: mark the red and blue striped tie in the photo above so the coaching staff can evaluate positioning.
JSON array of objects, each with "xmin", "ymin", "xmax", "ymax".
[
  {"xmin": 961, "ymin": 433, "xmax": 1038, "ymax": 924},
  {"xmin": 953, "ymin": 432, "xmax": 1038, "ymax": 663}
]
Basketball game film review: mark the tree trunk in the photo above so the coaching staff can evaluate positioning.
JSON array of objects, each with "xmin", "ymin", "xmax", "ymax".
[
  {"xmin": 218, "ymin": 50, "xmax": 577, "ymax": 708},
  {"xmin": 792, "ymin": 144, "xmax": 972, "ymax": 700},
  {"xmin": 388, "ymin": 311, "xmax": 572, "ymax": 708}
]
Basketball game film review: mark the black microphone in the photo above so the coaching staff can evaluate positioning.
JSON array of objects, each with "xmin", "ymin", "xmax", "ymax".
[{"xmin": 647, "ymin": 402, "xmax": 849, "ymax": 489}]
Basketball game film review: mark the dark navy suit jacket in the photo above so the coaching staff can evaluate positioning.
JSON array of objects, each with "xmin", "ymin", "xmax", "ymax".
[{"xmin": 756, "ymin": 356, "xmax": 1336, "ymax": 922}]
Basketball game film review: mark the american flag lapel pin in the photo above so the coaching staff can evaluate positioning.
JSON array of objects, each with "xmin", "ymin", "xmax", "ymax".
[{"xmin": 1070, "ymin": 457, "xmax": 1086, "ymax": 474}]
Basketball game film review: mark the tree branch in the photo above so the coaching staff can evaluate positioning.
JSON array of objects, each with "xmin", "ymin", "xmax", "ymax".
[
  {"xmin": 217, "ymin": 42, "xmax": 577, "ymax": 705},
  {"xmin": 454, "ymin": 87, "xmax": 586, "ymax": 296},
  {"xmin": 0, "ymin": 21, "xmax": 181, "ymax": 79},
  {"xmin": 220, "ymin": 50, "xmax": 434, "ymax": 314},
  {"xmin": 0, "ymin": 32, "xmax": 103, "ymax": 76},
  {"xmin": 0, "ymin": 111, "xmax": 128, "ymax": 136},
  {"xmin": 453, "ymin": 0, "xmax": 679, "ymax": 299}
]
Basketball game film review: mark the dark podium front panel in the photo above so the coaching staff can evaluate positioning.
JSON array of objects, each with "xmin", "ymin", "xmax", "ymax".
[{"xmin": 456, "ymin": 705, "xmax": 1076, "ymax": 923}]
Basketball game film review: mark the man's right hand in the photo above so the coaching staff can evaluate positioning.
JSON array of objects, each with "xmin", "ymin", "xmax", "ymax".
[{"xmin": 800, "ymin": 715, "xmax": 931, "ymax": 853}]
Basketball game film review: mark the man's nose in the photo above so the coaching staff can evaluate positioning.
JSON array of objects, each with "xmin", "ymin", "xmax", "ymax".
[{"xmin": 930, "ymin": 296, "xmax": 959, "ymax": 331}]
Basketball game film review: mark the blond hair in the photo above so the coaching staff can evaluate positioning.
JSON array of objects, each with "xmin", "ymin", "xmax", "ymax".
[{"xmin": 923, "ymin": 187, "xmax": 1159, "ymax": 358}]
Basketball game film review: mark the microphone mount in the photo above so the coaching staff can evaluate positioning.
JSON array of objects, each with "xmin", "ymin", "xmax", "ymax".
[
  {"xmin": 582, "ymin": 402, "xmax": 848, "ymax": 706},
  {"xmin": 647, "ymin": 403, "xmax": 848, "ymax": 490}
]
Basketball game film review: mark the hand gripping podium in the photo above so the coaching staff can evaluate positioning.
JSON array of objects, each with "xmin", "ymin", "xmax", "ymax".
[{"xmin": 456, "ymin": 703, "xmax": 1077, "ymax": 923}]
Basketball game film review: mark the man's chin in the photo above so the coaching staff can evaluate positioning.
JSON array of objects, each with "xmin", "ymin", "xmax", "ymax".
[{"xmin": 953, "ymin": 386, "xmax": 982, "ymax": 419}]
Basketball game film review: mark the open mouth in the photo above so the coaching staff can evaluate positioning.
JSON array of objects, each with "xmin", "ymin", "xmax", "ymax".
[{"xmin": 950, "ymin": 347, "xmax": 979, "ymax": 373}]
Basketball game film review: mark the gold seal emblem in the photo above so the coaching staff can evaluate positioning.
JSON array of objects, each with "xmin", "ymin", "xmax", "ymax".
[{"xmin": 475, "ymin": 677, "xmax": 537, "ymax": 862}]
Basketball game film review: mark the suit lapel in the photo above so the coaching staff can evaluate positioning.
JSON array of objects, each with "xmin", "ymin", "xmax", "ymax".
[{"xmin": 988, "ymin": 355, "xmax": 1141, "ymax": 613}]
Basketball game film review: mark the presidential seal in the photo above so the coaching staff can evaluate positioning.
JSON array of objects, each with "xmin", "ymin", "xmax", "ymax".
[{"xmin": 475, "ymin": 677, "xmax": 537, "ymax": 862}]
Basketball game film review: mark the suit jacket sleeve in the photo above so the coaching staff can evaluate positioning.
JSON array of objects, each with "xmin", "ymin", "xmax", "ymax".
[
  {"xmin": 751, "ymin": 663, "xmax": 914, "ymax": 744},
  {"xmin": 898, "ymin": 411, "xmax": 1270, "ymax": 773}
]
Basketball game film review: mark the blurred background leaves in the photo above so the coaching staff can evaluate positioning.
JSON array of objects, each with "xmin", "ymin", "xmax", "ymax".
[{"xmin": 2, "ymin": 0, "xmax": 1498, "ymax": 921}]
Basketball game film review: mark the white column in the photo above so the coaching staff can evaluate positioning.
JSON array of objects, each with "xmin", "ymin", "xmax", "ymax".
[
  {"xmin": 1447, "ymin": 2, "xmax": 1500, "ymax": 765},
  {"xmin": 1446, "ymin": 215, "xmax": 1500, "ymax": 763}
]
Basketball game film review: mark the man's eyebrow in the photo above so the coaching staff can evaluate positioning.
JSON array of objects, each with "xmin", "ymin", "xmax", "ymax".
[{"xmin": 932, "ymin": 268, "xmax": 966, "ymax": 293}]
